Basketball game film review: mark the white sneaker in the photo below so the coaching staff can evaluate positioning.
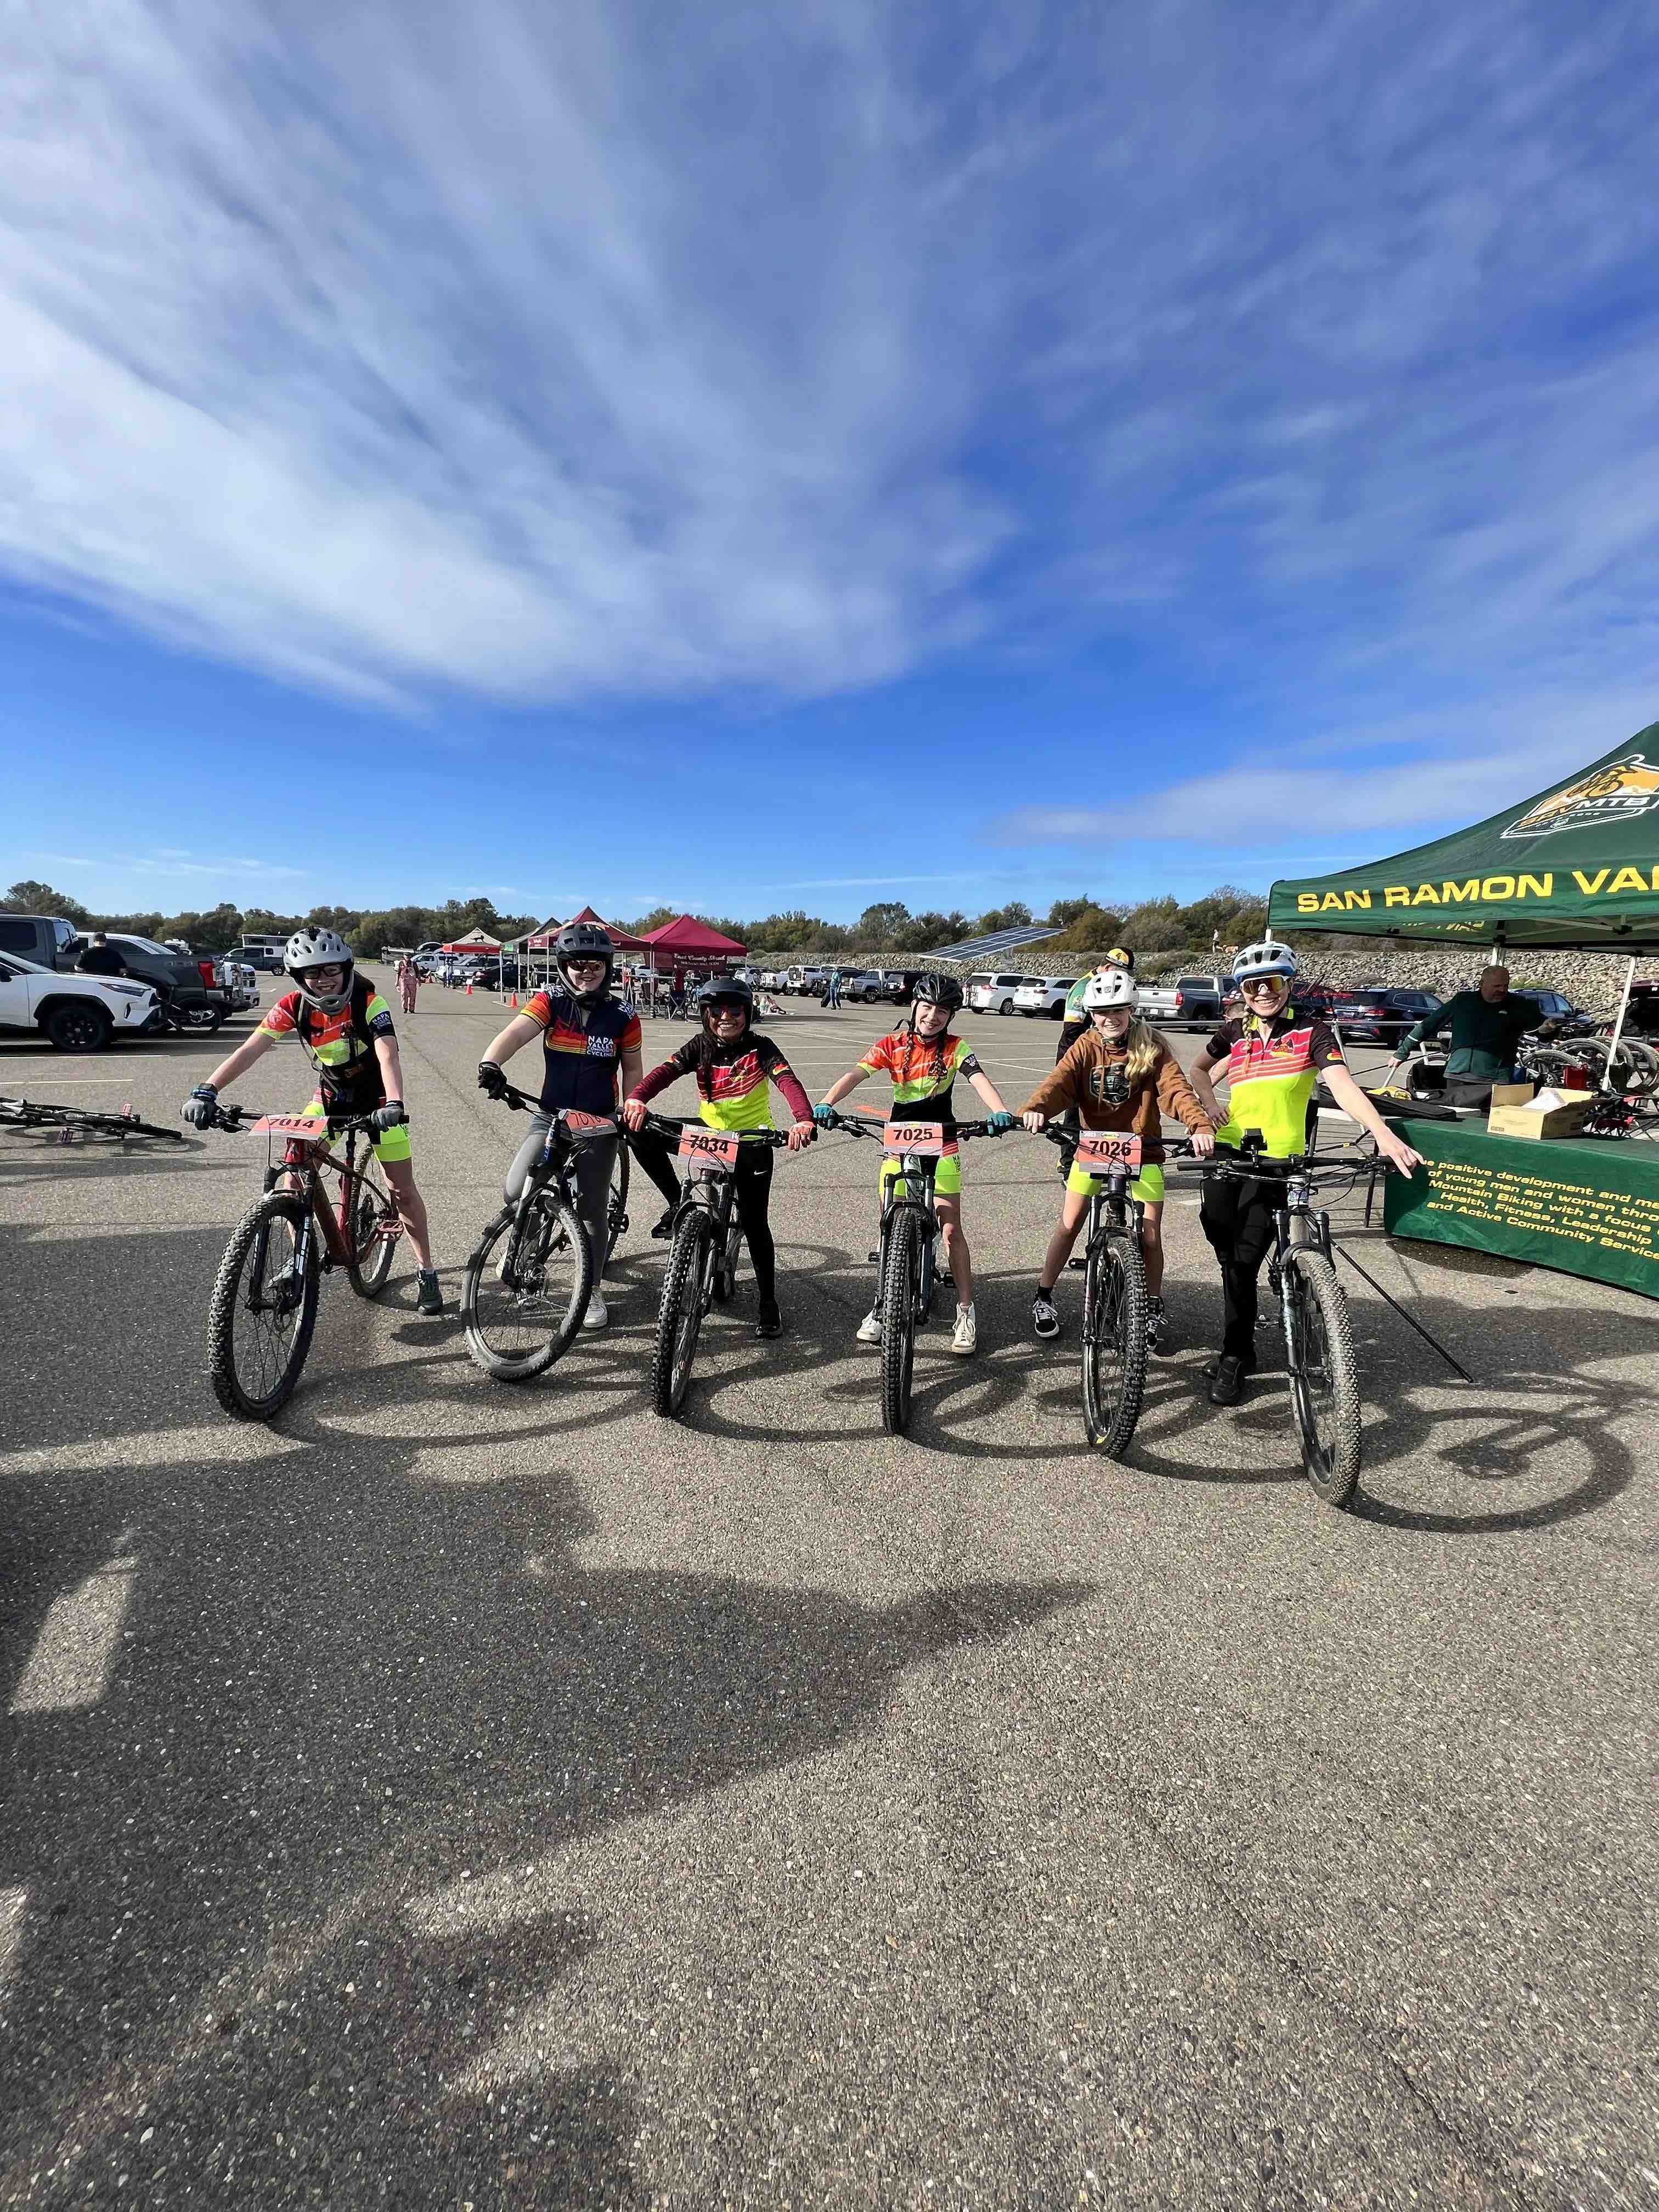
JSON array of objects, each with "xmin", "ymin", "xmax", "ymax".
[
  {"xmin": 856, "ymin": 1307, "xmax": 883, "ymax": 1345},
  {"xmin": 582, "ymin": 1291, "xmax": 610, "ymax": 1329},
  {"xmin": 951, "ymin": 1304, "xmax": 977, "ymax": 1356}
]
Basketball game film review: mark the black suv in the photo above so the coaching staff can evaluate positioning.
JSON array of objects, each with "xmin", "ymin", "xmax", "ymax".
[{"xmin": 1325, "ymin": 988, "xmax": 1442, "ymax": 1044}]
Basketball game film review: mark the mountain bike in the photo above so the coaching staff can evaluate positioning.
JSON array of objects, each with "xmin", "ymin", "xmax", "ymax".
[
  {"xmin": 463, "ymin": 1081, "xmax": 618, "ymax": 1380},
  {"xmin": 204, "ymin": 1104, "xmax": 405, "ymax": 1420},
  {"xmin": 1, "ymin": 1094, "xmax": 184, "ymax": 1146},
  {"xmin": 824, "ymin": 1111, "xmax": 1008, "ymax": 1435},
  {"xmin": 1176, "ymin": 1138, "xmax": 1365, "ymax": 1506},
  {"xmin": 1037, "ymin": 1125, "xmax": 1188, "ymax": 1455},
  {"xmin": 636, "ymin": 1111, "xmax": 798, "ymax": 1418}
]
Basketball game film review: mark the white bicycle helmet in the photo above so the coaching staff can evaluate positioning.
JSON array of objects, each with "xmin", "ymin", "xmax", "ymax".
[
  {"xmin": 1231, "ymin": 939, "xmax": 1299, "ymax": 985},
  {"xmin": 1083, "ymin": 966, "xmax": 1138, "ymax": 1011},
  {"xmin": 284, "ymin": 926, "xmax": 354, "ymax": 1012}
]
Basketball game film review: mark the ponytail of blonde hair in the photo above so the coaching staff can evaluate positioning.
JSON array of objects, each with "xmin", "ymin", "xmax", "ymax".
[{"xmin": 1123, "ymin": 1015, "xmax": 1164, "ymax": 1085}]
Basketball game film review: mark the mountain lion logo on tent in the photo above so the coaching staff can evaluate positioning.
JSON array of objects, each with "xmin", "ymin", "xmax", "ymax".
[{"xmin": 1500, "ymin": 753, "xmax": 1659, "ymax": 839}]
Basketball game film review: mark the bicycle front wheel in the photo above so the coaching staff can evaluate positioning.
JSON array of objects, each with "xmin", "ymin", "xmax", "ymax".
[
  {"xmin": 1282, "ymin": 1246, "xmax": 1361, "ymax": 1506},
  {"xmin": 881, "ymin": 1206, "xmax": 922, "ymax": 1435},
  {"xmin": 461, "ymin": 1192, "xmax": 592, "ymax": 1381},
  {"xmin": 652, "ymin": 1214, "xmax": 714, "ymax": 1417},
  {"xmin": 1080, "ymin": 1229, "xmax": 1148, "ymax": 1456},
  {"xmin": 346, "ymin": 1147, "xmax": 400, "ymax": 1299},
  {"xmin": 207, "ymin": 1193, "xmax": 320, "ymax": 1421}
]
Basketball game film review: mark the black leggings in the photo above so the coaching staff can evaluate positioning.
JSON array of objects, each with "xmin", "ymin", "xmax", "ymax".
[
  {"xmin": 630, "ymin": 1132, "xmax": 776, "ymax": 1303},
  {"xmin": 1200, "ymin": 1173, "xmax": 1280, "ymax": 1363},
  {"xmin": 627, "ymin": 1127, "xmax": 684, "ymax": 1211}
]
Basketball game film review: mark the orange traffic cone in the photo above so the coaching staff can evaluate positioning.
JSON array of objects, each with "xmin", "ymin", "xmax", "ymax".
[
  {"xmin": 509, "ymin": 992, "xmax": 518, "ymax": 1008},
  {"xmin": 465, "ymin": 979, "xmax": 473, "ymax": 996}
]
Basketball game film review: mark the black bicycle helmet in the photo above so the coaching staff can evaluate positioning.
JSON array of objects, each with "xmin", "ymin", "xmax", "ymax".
[
  {"xmin": 912, "ymin": 972, "xmax": 964, "ymax": 1015},
  {"xmin": 697, "ymin": 975, "xmax": 753, "ymax": 1024},
  {"xmin": 554, "ymin": 921, "xmax": 614, "ymax": 998}
]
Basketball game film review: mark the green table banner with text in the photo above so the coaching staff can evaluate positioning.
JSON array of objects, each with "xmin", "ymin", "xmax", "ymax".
[{"xmin": 1383, "ymin": 1119, "xmax": 1659, "ymax": 1300}]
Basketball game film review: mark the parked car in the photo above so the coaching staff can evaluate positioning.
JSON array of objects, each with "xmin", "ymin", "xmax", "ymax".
[
  {"xmin": 0, "ymin": 949, "xmax": 159, "ymax": 1052},
  {"xmin": 1623, "ymin": 980, "xmax": 1659, "ymax": 1037},
  {"xmin": 1013, "ymin": 977, "xmax": 1080, "ymax": 1019},
  {"xmin": 222, "ymin": 960, "xmax": 261, "ymax": 1012},
  {"xmin": 1165, "ymin": 972, "xmax": 1231, "ymax": 1027},
  {"xmin": 967, "ymin": 972, "xmax": 1039, "ymax": 1015},
  {"xmin": 0, "ymin": 913, "xmax": 232, "ymax": 1031},
  {"xmin": 837, "ymin": 972, "xmax": 883, "ymax": 1002},
  {"xmin": 1511, "ymin": 988, "xmax": 1589, "ymax": 1030},
  {"xmin": 872, "ymin": 968, "xmax": 938, "ymax": 1006},
  {"xmin": 1327, "ymin": 988, "xmax": 1442, "ymax": 1044},
  {"xmin": 781, "ymin": 966, "xmax": 830, "ymax": 996}
]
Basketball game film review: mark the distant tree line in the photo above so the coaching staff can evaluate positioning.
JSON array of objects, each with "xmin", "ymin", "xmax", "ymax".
[{"xmin": 3, "ymin": 880, "xmax": 1269, "ymax": 960}]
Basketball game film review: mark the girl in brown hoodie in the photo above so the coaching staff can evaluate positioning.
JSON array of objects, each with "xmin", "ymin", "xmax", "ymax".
[{"xmin": 1018, "ymin": 973, "xmax": 1215, "ymax": 1347}]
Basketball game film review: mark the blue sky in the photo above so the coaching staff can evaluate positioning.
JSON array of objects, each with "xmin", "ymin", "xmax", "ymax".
[{"xmin": 4, "ymin": 0, "xmax": 1659, "ymax": 924}]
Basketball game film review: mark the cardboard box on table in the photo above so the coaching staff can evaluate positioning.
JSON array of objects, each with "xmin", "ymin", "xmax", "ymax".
[{"xmin": 1485, "ymin": 1082, "xmax": 1596, "ymax": 1142}]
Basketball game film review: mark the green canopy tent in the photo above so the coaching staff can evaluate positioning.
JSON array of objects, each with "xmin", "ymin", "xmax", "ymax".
[{"xmin": 1268, "ymin": 725, "xmax": 1659, "ymax": 953}]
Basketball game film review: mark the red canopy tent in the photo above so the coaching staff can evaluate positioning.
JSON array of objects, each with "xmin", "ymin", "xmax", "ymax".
[
  {"xmin": 523, "ymin": 906, "xmax": 654, "ymax": 954},
  {"xmin": 641, "ymin": 915, "xmax": 747, "ymax": 973}
]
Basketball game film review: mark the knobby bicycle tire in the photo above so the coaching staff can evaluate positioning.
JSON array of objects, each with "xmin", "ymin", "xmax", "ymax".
[
  {"xmin": 207, "ymin": 1192, "xmax": 320, "ymax": 1421},
  {"xmin": 1081, "ymin": 1229, "xmax": 1148, "ymax": 1456},
  {"xmin": 1283, "ymin": 1245, "xmax": 1362, "ymax": 1507},
  {"xmin": 461, "ymin": 1190, "xmax": 592, "ymax": 1381},
  {"xmin": 653, "ymin": 1213, "xmax": 714, "ymax": 1418},
  {"xmin": 346, "ymin": 1146, "xmax": 400, "ymax": 1299},
  {"xmin": 881, "ymin": 1206, "xmax": 923, "ymax": 1435}
]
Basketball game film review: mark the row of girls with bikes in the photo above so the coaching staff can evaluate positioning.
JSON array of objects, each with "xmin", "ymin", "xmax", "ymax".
[{"xmin": 185, "ymin": 919, "xmax": 1423, "ymax": 1416}]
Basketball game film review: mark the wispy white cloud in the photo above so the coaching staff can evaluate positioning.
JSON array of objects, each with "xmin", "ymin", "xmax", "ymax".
[
  {"xmin": 32, "ymin": 849, "xmax": 308, "ymax": 881},
  {"xmin": 3, "ymin": 0, "xmax": 1659, "ymax": 743}
]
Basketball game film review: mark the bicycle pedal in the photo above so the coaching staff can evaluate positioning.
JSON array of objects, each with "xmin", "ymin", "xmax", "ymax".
[{"xmin": 1066, "ymin": 1256, "xmax": 1087, "ymax": 1271}]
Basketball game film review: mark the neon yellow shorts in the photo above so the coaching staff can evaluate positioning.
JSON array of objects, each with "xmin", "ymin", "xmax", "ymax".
[
  {"xmin": 302, "ymin": 1097, "xmax": 412, "ymax": 1166},
  {"xmin": 881, "ymin": 1150, "xmax": 962, "ymax": 1199},
  {"xmin": 1067, "ymin": 1159, "xmax": 1164, "ymax": 1204}
]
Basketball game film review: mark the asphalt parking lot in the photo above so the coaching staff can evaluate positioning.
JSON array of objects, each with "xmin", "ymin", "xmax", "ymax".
[{"xmin": 3, "ymin": 972, "xmax": 1657, "ymax": 2209}]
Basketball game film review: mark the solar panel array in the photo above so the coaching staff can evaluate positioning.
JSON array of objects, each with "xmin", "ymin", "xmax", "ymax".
[{"xmin": 926, "ymin": 924, "xmax": 1064, "ymax": 964}]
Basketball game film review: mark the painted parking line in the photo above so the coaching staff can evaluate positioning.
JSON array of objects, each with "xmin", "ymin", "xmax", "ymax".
[{"xmin": 0, "ymin": 1887, "xmax": 26, "ymax": 1999}]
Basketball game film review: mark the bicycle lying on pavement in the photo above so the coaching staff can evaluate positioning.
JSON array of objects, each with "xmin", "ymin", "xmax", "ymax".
[
  {"xmin": 464, "ymin": 1081, "xmax": 620, "ymax": 1380},
  {"xmin": 203, "ymin": 1104, "xmax": 404, "ymax": 1419},
  {"xmin": 635, "ymin": 1110, "xmax": 800, "ymax": 1420},
  {"xmin": 1175, "ymin": 1137, "xmax": 1373, "ymax": 1507},
  {"xmin": 821, "ymin": 1109, "xmax": 1009, "ymax": 1435},
  {"xmin": 1, "ymin": 1094, "xmax": 183, "ymax": 1146}
]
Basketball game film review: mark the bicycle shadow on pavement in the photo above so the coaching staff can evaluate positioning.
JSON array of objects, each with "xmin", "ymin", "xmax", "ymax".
[{"xmin": 0, "ymin": 1441, "xmax": 1092, "ymax": 2207}]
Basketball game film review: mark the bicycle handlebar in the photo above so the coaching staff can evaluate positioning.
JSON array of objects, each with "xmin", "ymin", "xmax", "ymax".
[
  {"xmin": 213, "ymin": 1103, "xmax": 387, "ymax": 1134},
  {"xmin": 818, "ymin": 1109, "xmax": 1010, "ymax": 1141},
  {"xmin": 486, "ymin": 1079, "xmax": 620, "ymax": 1137},
  {"xmin": 635, "ymin": 1109, "xmax": 799, "ymax": 1149}
]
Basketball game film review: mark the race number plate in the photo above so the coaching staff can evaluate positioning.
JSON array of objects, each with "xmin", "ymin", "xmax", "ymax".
[
  {"xmin": 882, "ymin": 1121, "xmax": 957, "ymax": 1158},
  {"xmin": 251, "ymin": 1115, "xmax": 330, "ymax": 1140},
  {"xmin": 563, "ymin": 1109, "xmax": 614, "ymax": 1133},
  {"xmin": 677, "ymin": 1127, "xmax": 741, "ymax": 1172},
  {"xmin": 1075, "ymin": 1131, "xmax": 1142, "ymax": 1172}
]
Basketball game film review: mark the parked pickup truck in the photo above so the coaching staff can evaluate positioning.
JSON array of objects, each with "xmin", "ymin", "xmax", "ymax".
[
  {"xmin": 0, "ymin": 949, "xmax": 159, "ymax": 1051},
  {"xmin": 1150, "ymin": 971, "xmax": 1232, "ymax": 1028},
  {"xmin": 0, "ymin": 912, "xmax": 233, "ymax": 1031}
]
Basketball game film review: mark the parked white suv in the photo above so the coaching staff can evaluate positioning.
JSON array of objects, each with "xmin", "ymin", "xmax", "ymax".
[
  {"xmin": 967, "ymin": 972, "xmax": 1039, "ymax": 1015},
  {"xmin": 0, "ymin": 951, "xmax": 159, "ymax": 1052},
  {"xmin": 1013, "ymin": 977, "xmax": 1079, "ymax": 1019}
]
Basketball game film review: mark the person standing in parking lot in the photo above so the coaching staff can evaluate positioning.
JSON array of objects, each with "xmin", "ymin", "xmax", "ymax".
[
  {"xmin": 1383, "ymin": 963, "xmax": 1538, "ymax": 1107},
  {"xmin": 397, "ymin": 955, "xmax": 420, "ymax": 1014},
  {"xmin": 76, "ymin": 931, "xmax": 126, "ymax": 977}
]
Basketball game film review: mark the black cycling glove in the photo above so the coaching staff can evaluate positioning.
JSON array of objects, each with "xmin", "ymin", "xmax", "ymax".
[
  {"xmin": 184, "ymin": 1084, "xmax": 218, "ymax": 1130},
  {"xmin": 477, "ymin": 1060, "xmax": 509, "ymax": 1099}
]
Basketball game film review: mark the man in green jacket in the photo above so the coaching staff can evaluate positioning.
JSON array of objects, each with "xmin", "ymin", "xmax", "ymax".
[{"xmin": 1385, "ymin": 964, "xmax": 1541, "ymax": 1104}]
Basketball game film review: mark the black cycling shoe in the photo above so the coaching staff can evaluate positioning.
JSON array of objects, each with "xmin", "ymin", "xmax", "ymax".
[
  {"xmin": 1031, "ymin": 1290, "xmax": 1060, "ymax": 1341},
  {"xmin": 416, "ymin": 1269, "xmax": 445, "ymax": 1317},
  {"xmin": 754, "ymin": 1300, "xmax": 783, "ymax": 1339},
  {"xmin": 1206, "ymin": 1354, "xmax": 1250, "ymax": 1406},
  {"xmin": 651, "ymin": 1206, "xmax": 677, "ymax": 1239}
]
